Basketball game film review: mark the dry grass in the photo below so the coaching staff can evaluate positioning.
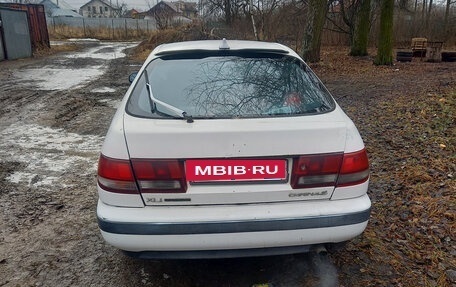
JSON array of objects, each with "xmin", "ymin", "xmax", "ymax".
[
  {"xmin": 129, "ymin": 24, "xmax": 216, "ymax": 62},
  {"xmin": 317, "ymin": 51, "xmax": 456, "ymax": 286},
  {"xmin": 48, "ymin": 25, "xmax": 152, "ymax": 41},
  {"xmin": 33, "ymin": 43, "xmax": 81, "ymax": 58}
]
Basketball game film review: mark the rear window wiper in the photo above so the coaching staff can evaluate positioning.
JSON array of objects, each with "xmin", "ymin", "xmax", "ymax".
[{"xmin": 146, "ymin": 84, "xmax": 193, "ymax": 123}]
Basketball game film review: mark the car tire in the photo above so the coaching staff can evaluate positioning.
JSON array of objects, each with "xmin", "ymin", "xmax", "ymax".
[
  {"xmin": 396, "ymin": 51, "xmax": 413, "ymax": 62},
  {"xmin": 442, "ymin": 51, "xmax": 456, "ymax": 62}
]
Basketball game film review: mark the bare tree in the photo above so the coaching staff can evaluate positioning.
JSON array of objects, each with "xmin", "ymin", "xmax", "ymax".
[
  {"xmin": 374, "ymin": 0, "xmax": 394, "ymax": 65},
  {"xmin": 302, "ymin": 0, "xmax": 329, "ymax": 62},
  {"xmin": 443, "ymin": 0, "xmax": 455, "ymax": 39},
  {"xmin": 425, "ymin": 0, "xmax": 433, "ymax": 30},
  {"xmin": 203, "ymin": 0, "xmax": 248, "ymax": 25},
  {"xmin": 350, "ymin": 0, "xmax": 371, "ymax": 56},
  {"xmin": 154, "ymin": 8, "xmax": 176, "ymax": 29},
  {"xmin": 250, "ymin": 0, "xmax": 282, "ymax": 40}
]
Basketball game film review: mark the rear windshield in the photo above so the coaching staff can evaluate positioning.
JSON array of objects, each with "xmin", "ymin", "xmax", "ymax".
[{"xmin": 126, "ymin": 53, "xmax": 335, "ymax": 119}]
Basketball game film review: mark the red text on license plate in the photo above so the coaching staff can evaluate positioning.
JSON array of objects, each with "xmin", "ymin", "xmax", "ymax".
[{"xmin": 186, "ymin": 159, "xmax": 287, "ymax": 182}]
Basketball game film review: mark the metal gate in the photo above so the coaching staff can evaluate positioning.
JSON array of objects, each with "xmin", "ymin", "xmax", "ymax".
[
  {"xmin": 0, "ymin": 29, "xmax": 5, "ymax": 61},
  {"xmin": 0, "ymin": 8, "xmax": 32, "ymax": 60}
]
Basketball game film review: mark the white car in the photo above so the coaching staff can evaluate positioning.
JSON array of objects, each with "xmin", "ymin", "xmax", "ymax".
[{"xmin": 97, "ymin": 39, "xmax": 371, "ymax": 259}]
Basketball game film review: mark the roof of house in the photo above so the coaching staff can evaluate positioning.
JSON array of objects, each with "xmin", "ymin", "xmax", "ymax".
[
  {"xmin": 40, "ymin": 0, "xmax": 76, "ymax": 11},
  {"xmin": 39, "ymin": 0, "xmax": 83, "ymax": 17},
  {"xmin": 124, "ymin": 8, "xmax": 139, "ymax": 17},
  {"xmin": 143, "ymin": 1, "xmax": 197, "ymax": 15}
]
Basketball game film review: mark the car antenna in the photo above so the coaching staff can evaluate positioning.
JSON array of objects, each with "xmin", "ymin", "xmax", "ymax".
[{"xmin": 219, "ymin": 38, "xmax": 230, "ymax": 50}]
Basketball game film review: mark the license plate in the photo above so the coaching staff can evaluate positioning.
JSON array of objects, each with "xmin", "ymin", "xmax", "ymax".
[{"xmin": 186, "ymin": 159, "xmax": 287, "ymax": 182}]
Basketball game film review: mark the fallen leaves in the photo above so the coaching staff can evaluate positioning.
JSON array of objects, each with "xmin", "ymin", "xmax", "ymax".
[{"xmin": 316, "ymin": 47, "xmax": 456, "ymax": 287}]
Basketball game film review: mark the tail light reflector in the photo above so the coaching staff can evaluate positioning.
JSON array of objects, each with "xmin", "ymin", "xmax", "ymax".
[
  {"xmin": 131, "ymin": 159, "xmax": 187, "ymax": 193},
  {"xmin": 291, "ymin": 153, "xmax": 343, "ymax": 188},
  {"xmin": 291, "ymin": 149, "xmax": 369, "ymax": 189},
  {"xmin": 97, "ymin": 154, "xmax": 138, "ymax": 194},
  {"xmin": 337, "ymin": 149, "xmax": 370, "ymax": 187}
]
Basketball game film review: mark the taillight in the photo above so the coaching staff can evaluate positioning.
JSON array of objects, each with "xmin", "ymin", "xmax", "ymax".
[
  {"xmin": 291, "ymin": 153, "xmax": 343, "ymax": 188},
  {"xmin": 337, "ymin": 149, "xmax": 370, "ymax": 187},
  {"xmin": 131, "ymin": 159, "xmax": 187, "ymax": 193},
  {"xmin": 291, "ymin": 149, "xmax": 369, "ymax": 189},
  {"xmin": 97, "ymin": 154, "xmax": 138, "ymax": 194}
]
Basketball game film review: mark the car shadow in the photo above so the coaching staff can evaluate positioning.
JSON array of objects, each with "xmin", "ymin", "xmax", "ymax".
[{"xmin": 120, "ymin": 251, "xmax": 339, "ymax": 287}]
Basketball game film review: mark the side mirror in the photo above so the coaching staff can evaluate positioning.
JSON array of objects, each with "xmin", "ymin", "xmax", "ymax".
[{"xmin": 129, "ymin": 72, "xmax": 138, "ymax": 83}]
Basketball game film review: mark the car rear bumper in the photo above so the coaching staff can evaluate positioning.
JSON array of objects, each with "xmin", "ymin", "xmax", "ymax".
[{"xmin": 97, "ymin": 194, "xmax": 371, "ymax": 258}]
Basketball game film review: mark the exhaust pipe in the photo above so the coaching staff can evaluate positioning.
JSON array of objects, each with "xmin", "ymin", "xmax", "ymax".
[{"xmin": 313, "ymin": 244, "xmax": 328, "ymax": 256}]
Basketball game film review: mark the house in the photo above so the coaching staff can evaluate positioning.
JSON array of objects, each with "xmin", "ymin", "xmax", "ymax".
[
  {"xmin": 124, "ymin": 8, "xmax": 139, "ymax": 18},
  {"xmin": 138, "ymin": 1, "xmax": 197, "ymax": 20},
  {"xmin": 79, "ymin": 0, "xmax": 120, "ymax": 18},
  {"xmin": 172, "ymin": 0, "xmax": 197, "ymax": 19},
  {"xmin": 39, "ymin": 0, "xmax": 82, "ymax": 17}
]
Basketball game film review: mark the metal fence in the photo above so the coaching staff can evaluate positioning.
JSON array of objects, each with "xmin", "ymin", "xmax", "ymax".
[
  {"xmin": 46, "ymin": 16, "xmax": 157, "ymax": 39},
  {"xmin": 47, "ymin": 16, "xmax": 157, "ymax": 32}
]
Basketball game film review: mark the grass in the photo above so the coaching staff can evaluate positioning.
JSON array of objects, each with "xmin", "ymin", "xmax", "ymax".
[
  {"xmin": 48, "ymin": 25, "xmax": 152, "ymax": 41},
  {"xmin": 33, "ymin": 43, "xmax": 81, "ymax": 58}
]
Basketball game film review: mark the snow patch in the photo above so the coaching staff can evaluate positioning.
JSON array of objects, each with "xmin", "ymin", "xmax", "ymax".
[
  {"xmin": 13, "ymin": 42, "xmax": 137, "ymax": 91},
  {"xmin": 68, "ymin": 42, "xmax": 137, "ymax": 60},
  {"xmin": 68, "ymin": 38, "xmax": 101, "ymax": 43},
  {"xmin": 97, "ymin": 98, "xmax": 121, "ymax": 109},
  {"xmin": 0, "ymin": 123, "xmax": 103, "ymax": 188},
  {"xmin": 16, "ymin": 67, "xmax": 104, "ymax": 91},
  {"xmin": 91, "ymin": 87, "xmax": 116, "ymax": 93}
]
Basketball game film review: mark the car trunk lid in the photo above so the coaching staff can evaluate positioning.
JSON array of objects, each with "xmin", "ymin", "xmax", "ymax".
[{"xmin": 123, "ymin": 113, "xmax": 349, "ymax": 205}]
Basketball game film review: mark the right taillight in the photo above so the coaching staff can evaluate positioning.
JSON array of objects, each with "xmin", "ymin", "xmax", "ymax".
[
  {"xmin": 291, "ymin": 149, "xmax": 369, "ymax": 189},
  {"xmin": 336, "ymin": 149, "xmax": 370, "ymax": 187},
  {"xmin": 97, "ymin": 154, "xmax": 139, "ymax": 194}
]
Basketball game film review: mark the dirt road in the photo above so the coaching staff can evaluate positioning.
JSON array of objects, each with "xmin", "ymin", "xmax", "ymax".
[
  {"xmin": 0, "ymin": 41, "xmax": 340, "ymax": 287},
  {"xmin": 0, "ymin": 42, "xmax": 454, "ymax": 287}
]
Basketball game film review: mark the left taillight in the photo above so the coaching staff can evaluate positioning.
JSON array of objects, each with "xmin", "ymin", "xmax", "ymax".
[
  {"xmin": 291, "ymin": 153, "xmax": 343, "ymax": 189},
  {"xmin": 97, "ymin": 154, "xmax": 139, "ymax": 194},
  {"xmin": 131, "ymin": 159, "xmax": 187, "ymax": 193},
  {"xmin": 290, "ymin": 149, "xmax": 369, "ymax": 189},
  {"xmin": 336, "ymin": 149, "xmax": 370, "ymax": 187}
]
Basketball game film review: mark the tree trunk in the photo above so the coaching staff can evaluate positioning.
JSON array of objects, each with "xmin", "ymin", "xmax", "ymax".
[
  {"xmin": 421, "ymin": 0, "xmax": 426, "ymax": 22},
  {"xmin": 350, "ymin": 0, "xmax": 371, "ymax": 56},
  {"xmin": 425, "ymin": 0, "xmax": 433, "ymax": 31},
  {"xmin": 302, "ymin": 0, "xmax": 328, "ymax": 63},
  {"xmin": 224, "ymin": 0, "xmax": 232, "ymax": 25},
  {"xmin": 374, "ymin": 0, "xmax": 394, "ymax": 65},
  {"xmin": 443, "ymin": 0, "xmax": 450, "ymax": 39}
]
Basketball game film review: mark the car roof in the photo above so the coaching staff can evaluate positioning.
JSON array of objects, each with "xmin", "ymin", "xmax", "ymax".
[{"xmin": 147, "ymin": 39, "xmax": 299, "ymax": 61}]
